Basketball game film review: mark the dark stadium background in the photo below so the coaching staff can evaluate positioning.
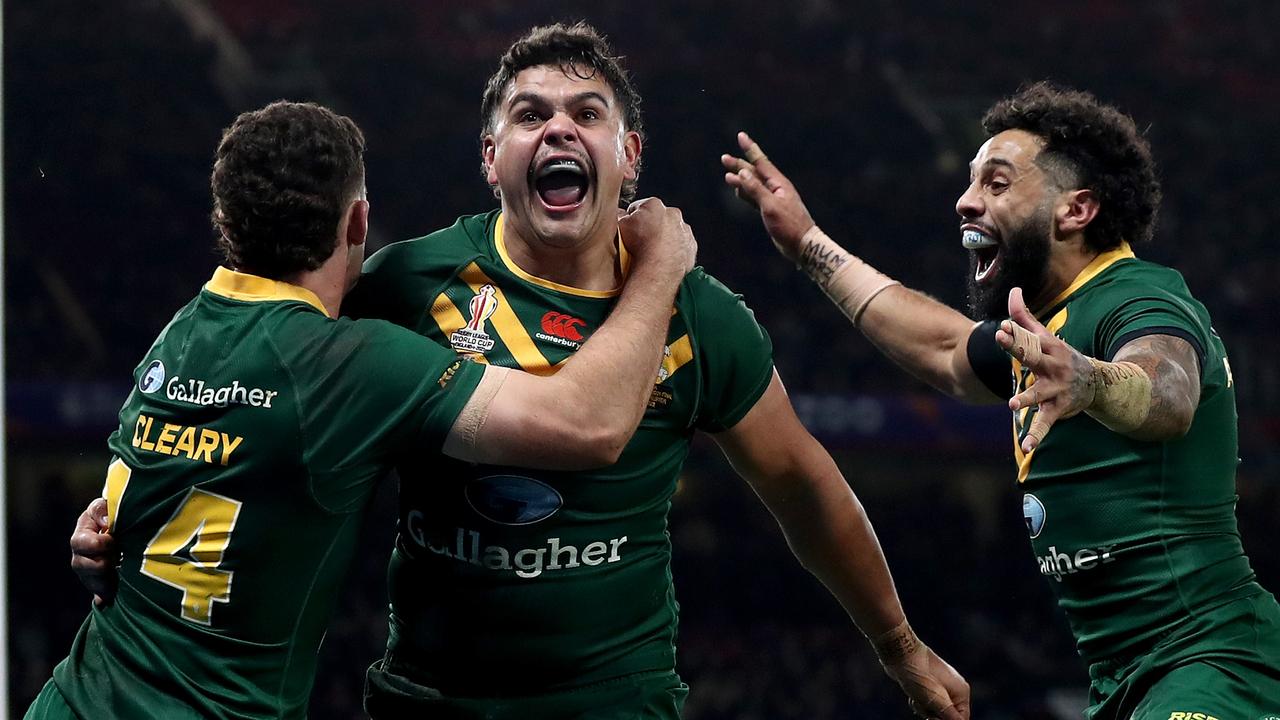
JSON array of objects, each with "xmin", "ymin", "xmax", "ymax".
[{"xmin": 6, "ymin": 1, "xmax": 1279, "ymax": 717}]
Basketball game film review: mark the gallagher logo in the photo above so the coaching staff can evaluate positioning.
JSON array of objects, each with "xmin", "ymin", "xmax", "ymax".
[
  {"xmin": 536, "ymin": 311, "xmax": 587, "ymax": 349},
  {"xmin": 139, "ymin": 360, "xmax": 165, "ymax": 394}
]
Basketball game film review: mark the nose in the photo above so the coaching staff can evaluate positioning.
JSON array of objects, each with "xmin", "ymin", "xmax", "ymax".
[
  {"xmin": 955, "ymin": 180, "xmax": 984, "ymax": 220},
  {"xmin": 542, "ymin": 111, "xmax": 578, "ymax": 146}
]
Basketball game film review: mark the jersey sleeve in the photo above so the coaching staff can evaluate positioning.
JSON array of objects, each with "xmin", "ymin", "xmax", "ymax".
[
  {"xmin": 1094, "ymin": 283, "xmax": 1208, "ymax": 376},
  {"xmin": 343, "ymin": 239, "xmax": 429, "ymax": 327},
  {"xmin": 687, "ymin": 269, "xmax": 776, "ymax": 432},
  {"xmin": 287, "ymin": 317, "xmax": 483, "ymax": 513}
]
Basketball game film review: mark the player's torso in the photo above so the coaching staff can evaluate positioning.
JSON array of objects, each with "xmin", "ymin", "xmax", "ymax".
[
  {"xmin": 59, "ymin": 293, "xmax": 371, "ymax": 719},
  {"xmin": 384, "ymin": 214, "xmax": 704, "ymax": 691},
  {"xmin": 1011, "ymin": 257, "xmax": 1256, "ymax": 662}
]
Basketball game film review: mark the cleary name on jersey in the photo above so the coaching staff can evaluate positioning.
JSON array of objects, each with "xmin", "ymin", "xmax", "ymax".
[
  {"xmin": 974, "ymin": 243, "xmax": 1260, "ymax": 663},
  {"xmin": 51, "ymin": 268, "xmax": 483, "ymax": 719},
  {"xmin": 348, "ymin": 211, "xmax": 774, "ymax": 693}
]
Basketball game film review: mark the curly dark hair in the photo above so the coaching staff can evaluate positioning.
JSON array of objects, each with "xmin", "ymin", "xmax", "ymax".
[
  {"xmin": 479, "ymin": 22, "xmax": 645, "ymax": 204},
  {"xmin": 211, "ymin": 101, "xmax": 366, "ymax": 278},
  {"xmin": 982, "ymin": 82, "xmax": 1162, "ymax": 251}
]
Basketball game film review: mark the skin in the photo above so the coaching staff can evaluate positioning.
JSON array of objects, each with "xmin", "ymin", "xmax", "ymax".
[
  {"xmin": 723, "ymin": 130, "xmax": 1200, "ymax": 451},
  {"xmin": 73, "ymin": 69, "xmax": 972, "ymax": 720},
  {"xmin": 482, "ymin": 65, "xmax": 640, "ymax": 292}
]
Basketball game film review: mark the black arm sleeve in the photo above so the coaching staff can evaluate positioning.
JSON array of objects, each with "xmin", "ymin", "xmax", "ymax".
[{"xmin": 966, "ymin": 320, "xmax": 1013, "ymax": 399}]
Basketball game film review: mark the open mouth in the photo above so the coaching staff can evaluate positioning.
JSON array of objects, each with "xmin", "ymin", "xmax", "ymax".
[
  {"xmin": 534, "ymin": 158, "xmax": 589, "ymax": 211},
  {"xmin": 962, "ymin": 227, "xmax": 1001, "ymax": 283}
]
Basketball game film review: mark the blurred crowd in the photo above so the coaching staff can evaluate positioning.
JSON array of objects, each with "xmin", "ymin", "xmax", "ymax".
[{"xmin": 7, "ymin": 1, "xmax": 1279, "ymax": 717}]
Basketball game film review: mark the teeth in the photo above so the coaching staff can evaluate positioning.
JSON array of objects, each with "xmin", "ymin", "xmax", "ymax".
[
  {"xmin": 962, "ymin": 229, "xmax": 997, "ymax": 249},
  {"xmin": 537, "ymin": 159, "xmax": 585, "ymax": 178}
]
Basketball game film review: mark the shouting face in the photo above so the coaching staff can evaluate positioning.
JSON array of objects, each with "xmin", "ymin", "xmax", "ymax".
[
  {"xmin": 482, "ymin": 64, "xmax": 641, "ymax": 249},
  {"xmin": 955, "ymin": 129, "xmax": 1057, "ymax": 320}
]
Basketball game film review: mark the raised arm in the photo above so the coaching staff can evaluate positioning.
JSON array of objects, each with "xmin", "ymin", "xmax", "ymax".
[
  {"xmin": 722, "ymin": 132, "xmax": 999, "ymax": 404},
  {"xmin": 444, "ymin": 198, "xmax": 695, "ymax": 470},
  {"xmin": 713, "ymin": 372, "xmax": 970, "ymax": 719}
]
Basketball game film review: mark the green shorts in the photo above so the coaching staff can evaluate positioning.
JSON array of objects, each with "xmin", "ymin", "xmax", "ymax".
[
  {"xmin": 364, "ymin": 658, "xmax": 688, "ymax": 720},
  {"xmin": 1087, "ymin": 592, "xmax": 1280, "ymax": 719},
  {"xmin": 23, "ymin": 680, "xmax": 78, "ymax": 720}
]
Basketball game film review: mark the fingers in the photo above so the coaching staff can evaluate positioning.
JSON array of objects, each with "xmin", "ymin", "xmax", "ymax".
[
  {"xmin": 735, "ymin": 131, "xmax": 784, "ymax": 184},
  {"xmin": 934, "ymin": 704, "xmax": 966, "ymax": 720},
  {"xmin": 1007, "ymin": 287, "xmax": 1047, "ymax": 335},
  {"xmin": 88, "ymin": 497, "xmax": 109, "ymax": 530},
  {"xmin": 996, "ymin": 317, "xmax": 1044, "ymax": 366},
  {"xmin": 723, "ymin": 165, "xmax": 770, "ymax": 206},
  {"xmin": 71, "ymin": 498, "xmax": 113, "ymax": 557},
  {"xmin": 1022, "ymin": 403, "xmax": 1057, "ymax": 453}
]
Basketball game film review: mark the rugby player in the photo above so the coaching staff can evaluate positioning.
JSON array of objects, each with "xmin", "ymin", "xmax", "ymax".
[
  {"xmin": 29, "ymin": 99, "xmax": 697, "ymax": 719},
  {"xmin": 725, "ymin": 82, "xmax": 1280, "ymax": 718},
  {"xmin": 344, "ymin": 22, "xmax": 967, "ymax": 720}
]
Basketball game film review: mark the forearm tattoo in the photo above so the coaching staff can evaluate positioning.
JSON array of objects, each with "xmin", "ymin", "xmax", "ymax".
[
  {"xmin": 799, "ymin": 235, "xmax": 850, "ymax": 288},
  {"xmin": 870, "ymin": 622, "xmax": 921, "ymax": 664}
]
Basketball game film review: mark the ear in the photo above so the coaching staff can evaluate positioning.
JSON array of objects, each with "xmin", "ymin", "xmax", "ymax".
[
  {"xmin": 621, "ymin": 130, "xmax": 642, "ymax": 181},
  {"xmin": 1056, "ymin": 188, "xmax": 1099, "ymax": 236},
  {"xmin": 482, "ymin": 135, "xmax": 499, "ymax": 187},
  {"xmin": 346, "ymin": 199, "xmax": 369, "ymax": 248}
]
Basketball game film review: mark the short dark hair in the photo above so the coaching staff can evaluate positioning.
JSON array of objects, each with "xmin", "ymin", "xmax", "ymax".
[
  {"xmin": 479, "ymin": 22, "xmax": 645, "ymax": 204},
  {"xmin": 211, "ymin": 101, "xmax": 366, "ymax": 278},
  {"xmin": 982, "ymin": 82, "xmax": 1162, "ymax": 251}
]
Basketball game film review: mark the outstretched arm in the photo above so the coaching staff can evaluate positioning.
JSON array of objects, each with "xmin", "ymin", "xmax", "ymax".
[
  {"xmin": 997, "ymin": 286, "xmax": 1199, "ymax": 452},
  {"xmin": 713, "ymin": 372, "xmax": 971, "ymax": 720},
  {"xmin": 444, "ymin": 198, "xmax": 695, "ymax": 470},
  {"xmin": 722, "ymin": 132, "xmax": 999, "ymax": 404}
]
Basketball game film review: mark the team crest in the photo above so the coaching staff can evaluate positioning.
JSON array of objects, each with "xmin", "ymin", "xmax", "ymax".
[
  {"xmin": 451, "ymin": 284, "xmax": 499, "ymax": 354},
  {"xmin": 1023, "ymin": 493, "xmax": 1047, "ymax": 539}
]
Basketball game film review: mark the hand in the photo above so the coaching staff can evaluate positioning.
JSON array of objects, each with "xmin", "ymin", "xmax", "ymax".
[
  {"xmin": 996, "ymin": 287, "xmax": 1097, "ymax": 452},
  {"xmin": 619, "ymin": 197, "xmax": 697, "ymax": 278},
  {"xmin": 721, "ymin": 131, "xmax": 816, "ymax": 263},
  {"xmin": 881, "ymin": 644, "xmax": 971, "ymax": 720},
  {"xmin": 70, "ymin": 497, "xmax": 119, "ymax": 607}
]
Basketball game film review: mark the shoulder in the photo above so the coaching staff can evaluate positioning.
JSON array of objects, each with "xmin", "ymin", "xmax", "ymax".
[
  {"xmin": 678, "ymin": 266, "xmax": 761, "ymax": 318},
  {"xmin": 364, "ymin": 211, "xmax": 498, "ymax": 280}
]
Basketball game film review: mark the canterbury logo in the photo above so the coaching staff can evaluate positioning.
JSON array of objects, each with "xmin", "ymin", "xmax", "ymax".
[{"xmin": 540, "ymin": 312, "xmax": 587, "ymax": 341}]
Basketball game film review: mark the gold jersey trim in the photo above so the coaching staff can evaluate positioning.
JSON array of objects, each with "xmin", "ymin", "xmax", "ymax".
[
  {"xmin": 1036, "ymin": 242, "xmax": 1135, "ymax": 317},
  {"xmin": 430, "ymin": 263, "xmax": 564, "ymax": 376},
  {"xmin": 493, "ymin": 213, "xmax": 631, "ymax": 299},
  {"xmin": 1014, "ymin": 307, "xmax": 1070, "ymax": 483},
  {"xmin": 204, "ymin": 267, "xmax": 331, "ymax": 318}
]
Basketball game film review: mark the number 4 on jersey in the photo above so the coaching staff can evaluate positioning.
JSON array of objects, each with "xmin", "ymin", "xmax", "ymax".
[{"xmin": 103, "ymin": 458, "xmax": 243, "ymax": 625}]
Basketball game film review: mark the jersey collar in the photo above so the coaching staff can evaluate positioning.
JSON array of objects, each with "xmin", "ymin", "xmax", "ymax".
[
  {"xmin": 492, "ymin": 213, "xmax": 630, "ymax": 298},
  {"xmin": 204, "ymin": 266, "xmax": 332, "ymax": 318},
  {"xmin": 1035, "ymin": 241, "xmax": 1135, "ymax": 318}
]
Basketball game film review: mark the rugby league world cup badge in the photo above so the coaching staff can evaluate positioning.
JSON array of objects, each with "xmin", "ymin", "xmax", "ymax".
[{"xmin": 451, "ymin": 284, "xmax": 499, "ymax": 354}]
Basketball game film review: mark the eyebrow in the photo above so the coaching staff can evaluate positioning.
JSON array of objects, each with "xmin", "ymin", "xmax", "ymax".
[
  {"xmin": 507, "ymin": 90, "xmax": 612, "ymax": 109},
  {"xmin": 969, "ymin": 157, "xmax": 1017, "ymax": 174}
]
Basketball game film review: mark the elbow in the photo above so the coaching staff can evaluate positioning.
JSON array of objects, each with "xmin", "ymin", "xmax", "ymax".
[{"xmin": 553, "ymin": 421, "xmax": 629, "ymax": 470}]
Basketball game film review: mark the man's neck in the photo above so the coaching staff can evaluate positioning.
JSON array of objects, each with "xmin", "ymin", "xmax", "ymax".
[
  {"xmin": 280, "ymin": 253, "xmax": 347, "ymax": 319},
  {"xmin": 1032, "ymin": 237, "xmax": 1103, "ymax": 312},
  {"xmin": 500, "ymin": 216, "xmax": 623, "ymax": 292}
]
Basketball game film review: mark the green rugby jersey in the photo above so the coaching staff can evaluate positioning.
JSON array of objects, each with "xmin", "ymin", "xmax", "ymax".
[
  {"xmin": 348, "ymin": 211, "xmax": 774, "ymax": 694},
  {"xmin": 51, "ymin": 267, "xmax": 483, "ymax": 719},
  {"xmin": 985, "ymin": 244, "xmax": 1260, "ymax": 663}
]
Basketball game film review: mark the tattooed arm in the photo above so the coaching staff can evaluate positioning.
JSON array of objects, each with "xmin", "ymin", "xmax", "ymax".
[
  {"xmin": 997, "ymin": 287, "xmax": 1200, "ymax": 451},
  {"xmin": 723, "ymin": 133, "xmax": 1001, "ymax": 404}
]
